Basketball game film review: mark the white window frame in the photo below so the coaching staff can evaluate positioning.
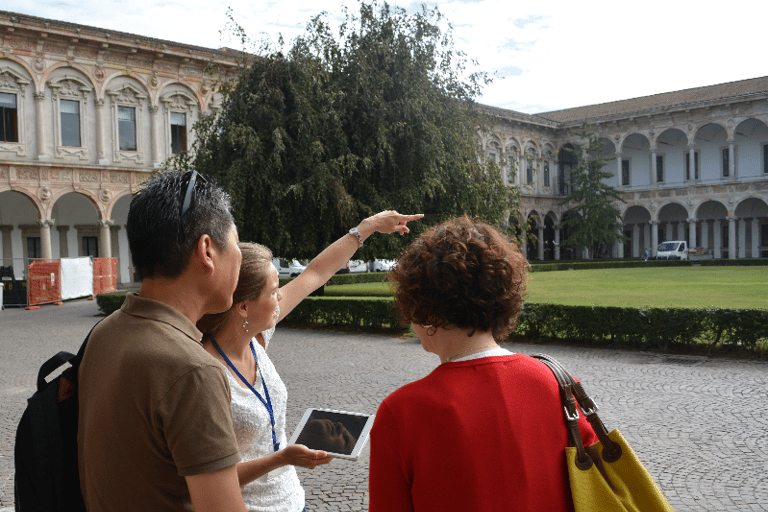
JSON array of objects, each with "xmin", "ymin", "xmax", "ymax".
[
  {"xmin": 48, "ymin": 76, "xmax": 91, "ymax": 161},
  {"xmin": 170, "ymin": 112, "xmax": 188, "ymax": 154},
  {"xmin": 160, "ymin": 91, "xmax": 197, "ymax": 160},
  {"xmin": 0, "ymin": 67, "xmax": 30, "ymax": 157},
  {"xmin": 106, "ymin": 84, "xmax": 147, "ymax": 164}
]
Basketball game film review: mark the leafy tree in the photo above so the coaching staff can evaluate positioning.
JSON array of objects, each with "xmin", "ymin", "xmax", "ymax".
[
  {"xmin": 179, "ymin": 1, "xmax": 517, "ymax": 259},
  {"xmin": 558, "ymin": 123, "xmax": 626, "ymax": 259}
]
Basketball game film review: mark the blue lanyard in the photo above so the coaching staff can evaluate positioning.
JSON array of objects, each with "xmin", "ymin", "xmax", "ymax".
[{"xmin": 211, "ymin": 337, "xmax": 280, "ymax": 452}]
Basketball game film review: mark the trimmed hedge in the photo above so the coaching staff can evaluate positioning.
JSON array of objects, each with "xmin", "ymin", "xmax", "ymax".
[
  {"xmin": 279, "ymin": 297, "xmax": 401, "ymax": 329},
  {"xmin": 95, "ymin": 291, "xmax": 129, "ymax": 315},
  {"xmin": 274, "ymin": 297, "xmax": 768, "ymax": 354},
  {"xmin": 512, "ymin": 303, "xmax": 768, "ymax": 352},
  {"xmin": 95, "ymin": 276, "xmax": 768, "ymax": 356}
]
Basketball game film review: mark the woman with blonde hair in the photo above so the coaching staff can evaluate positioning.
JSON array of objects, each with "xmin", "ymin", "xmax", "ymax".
[{"xmin": 197, "ymin": 210, "xmax": 422, "ymax": 512}]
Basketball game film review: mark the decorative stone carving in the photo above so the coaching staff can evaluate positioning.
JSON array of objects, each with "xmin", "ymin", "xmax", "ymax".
[
  {"xmin": 16, "ymin": 168, "xmax": 39, "ymax": 180},
  {"xmin": 109, "ymin": 172, "xmax": 129, "ymax": 184},
  {"xmin": 51, "ymin": 170, "xmax": 72, "ymax": 180},
  {"xmin": 40, "ymin": 186, "xmax": 52, "ymax": 201},
  {"xmin": 99, "ymin": 189, "xmax": 110, "ymax": 202},
  {"xmin": 34, "ymin": 57, "xmax": 45, "ymax": 72},
  {"xmin": 94, "ymin": 66, "xmax": 105, "ymax": 81},
  {"xmin": 79, "ymin": 171, "xmax": 99, "ymax": 182}
]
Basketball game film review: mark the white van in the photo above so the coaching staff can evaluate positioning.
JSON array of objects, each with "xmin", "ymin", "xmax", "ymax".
[
  {"xmin": 656, "ymin": 241, "xmax": 688, "ymax": 260},
  {"xmin": 272, "ymin": 258, "xmax": 307, "ymax": 278}
]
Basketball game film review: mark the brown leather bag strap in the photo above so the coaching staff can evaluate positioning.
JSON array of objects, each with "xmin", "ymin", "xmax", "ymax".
[
  {"xmin": 531, "ymin": 354, "xmax": 622, "ymax": 464},
  {"xmin": 532, "ymin": 355, "xmax": 592, "ymax": 470}
]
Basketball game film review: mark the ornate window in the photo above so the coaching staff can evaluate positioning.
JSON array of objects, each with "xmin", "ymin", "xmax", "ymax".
[
  {"xmin": 543, "ymin": 160, "xmax": 550, "ymax": 187},
  {"xmin": 0, "ymin": 92, "xmax": 18, "ymax": 142},
  {"xmin": 0, "ymin": 67, "xmax": 30, "ymax": 156},
  {"xmin": 107, "ymin": 84, "xmax": 147, "ymax": 163},
  {"xmin": 118, "ymin": 106, "xmax": 137, "ymax": 151},
  {"xmin": 160, "ymin": 91, "xmax": 197, "ymax": 160},
  {"xmin": 48, "ymin": 76, "xmax": 92, "ymax": 160},
  {"xmin": 60, "ymin": 100, "xmax": 81, "ymax": 147},
  {"xmin": 170, "ymin": 112, "xmax": 187, "ymax": 154}
]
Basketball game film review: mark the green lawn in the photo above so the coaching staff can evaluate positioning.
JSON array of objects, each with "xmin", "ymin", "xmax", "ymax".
[
  {"xmin": 324, "ymin": 267, "xmax": 768, "ymax": 309},
  {"xmin": 526, "ymin": 266, "xmax": 767, "ymax": 308}
]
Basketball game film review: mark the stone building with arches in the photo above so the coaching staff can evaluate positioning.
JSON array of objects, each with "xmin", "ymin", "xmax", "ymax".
[
  {"xmin": 480, "ymin": 78, "xmax": 768, "ymax": 261},
  {"xmin": 0, "ymin": 11, "xmax": 239, "ymax": 285},
  {"xmin": 1, "ymin": 11, "xmax": 766, "ymax": 289}
]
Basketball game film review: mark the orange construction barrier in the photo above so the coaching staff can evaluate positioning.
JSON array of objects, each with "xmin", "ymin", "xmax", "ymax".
[
  {"xmin": 27, "ymin": 260, "xmax": 63, "ymax": 308},
  {"xmin": 93, "ymin": 257, "xmax": 118, "ymax": 296}
]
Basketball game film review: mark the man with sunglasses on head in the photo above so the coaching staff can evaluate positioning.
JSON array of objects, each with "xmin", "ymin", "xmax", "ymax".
[{"xmin": 78, "ymin": 170, "xmax": 248, "ymax": 512}]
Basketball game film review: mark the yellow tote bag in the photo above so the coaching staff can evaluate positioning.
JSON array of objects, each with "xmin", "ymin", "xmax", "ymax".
[{"xmin": 532, "ymin": 354, "xmax": 674, "ymax": 512}]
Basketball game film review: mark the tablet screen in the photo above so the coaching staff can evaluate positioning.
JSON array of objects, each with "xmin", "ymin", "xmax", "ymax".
[{"xmin": 288, "ymin": 408, "xmax": 374, "ymax": 460}]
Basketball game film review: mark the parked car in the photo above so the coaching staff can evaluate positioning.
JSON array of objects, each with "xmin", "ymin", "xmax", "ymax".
[
  {"xmin": 272, "ymin": 258, "xmax": 307, "ymax": 277},
  {"xmin": 348, "ymin": 260, "xmax": 368, "ymax": 273},
  {"xmin": 369, "ymin": 259, "xmax": 396, "ymax": 272},
  {"xmin": 656, "ymin": 241, "xmax": 688, "ymax": 260}
]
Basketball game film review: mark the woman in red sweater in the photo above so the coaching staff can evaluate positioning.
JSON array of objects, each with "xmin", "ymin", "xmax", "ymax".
[{"xmin": 368, "ymin": 216, "xmax": 597, "ymax": 512}]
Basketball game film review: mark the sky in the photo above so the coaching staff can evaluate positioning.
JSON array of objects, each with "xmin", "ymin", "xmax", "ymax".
[{"xmin": 4, "ymin": 0, "xmax": 767, "ymax": 114}]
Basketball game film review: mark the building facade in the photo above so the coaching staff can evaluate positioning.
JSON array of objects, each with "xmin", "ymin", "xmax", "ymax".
[
  {"xmin": 0, "ymin": 11, "xmax": 238, "ymax": 284},
  {"xmin": 1, "ymin": 11, "xmax": 766, "ymax": 289},
  {"xmin": 480, "ymin": 79, "xmax": 768, "ymax": 261}
]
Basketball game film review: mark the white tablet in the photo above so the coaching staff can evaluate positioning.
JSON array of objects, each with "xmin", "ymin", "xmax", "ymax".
[{"xmin": 287, "ymin": 408, "xmax": 375, "ymax": 461}]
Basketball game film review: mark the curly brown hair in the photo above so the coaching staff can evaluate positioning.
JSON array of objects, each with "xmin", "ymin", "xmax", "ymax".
[{"xmin": 388, "ymin": 216, "xmax": 528, "ymax": 339}]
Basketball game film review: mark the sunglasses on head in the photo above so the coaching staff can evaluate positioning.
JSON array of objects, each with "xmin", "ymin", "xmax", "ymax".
[{"xmin": 178, "ymin": 170, "xmax": 208, "ymax": 245}]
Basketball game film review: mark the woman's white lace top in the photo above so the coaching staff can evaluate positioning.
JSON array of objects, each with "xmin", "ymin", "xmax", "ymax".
[{"xmin": 223, "ymin": 324, "xmax": 304, "ymax": 512}]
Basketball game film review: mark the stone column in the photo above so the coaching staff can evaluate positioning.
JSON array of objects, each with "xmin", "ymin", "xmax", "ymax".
[
  {"xmin": 728, "ymin": 139, "xmax": 736, "ymax": 180},
  {"xmin": 713, "ymin": 220, "xmax": 722, "ymax": 259},
  {"xmin": 738, "ymin": 219, "xmax": 746, "ymax": 259},
  {"xmin": 616, "ymin": 226, "xmax": 624, "ymax": 258},
  {"xmin": 666, "ymin": 222, "xmax": 673, "ymax": 241},
  {"xmin": 150, "ymin": 105, "xmax": 161, "ymax": 167},
  {"xmin": 687, "ymin": 218, "xmax": 697, "ymax": 249},
  {"xmin": 95, "ymin": 98, "xmax": 109, "ymax": 165},
  {"xmin": 650, "ymin": 148, "xmax": 658, "ymax": 187},
  {"xmin": 537, "ymin": 226, "xmax": 544, "ymax": 261},
  {"xmin": 650, "ymin": 220, "xmax": 659, "ymax": 257},
  {"xmin": 701, "ymin": 220, "xmax": 709, "ymax": 253},
  {"xmin": 38, "ymin": 219, "xmax": 54, "ymax": 260},
  {"xmin": 34, "ymin": 92, "xmax": 48, "ymax": 161},
  {"xmin": 728, "ymin": 216, "xmax": 737, "ymax": 259},
  {"xmin": 616, "ymin": 152, "xmax": 623, "ymax": 189},
  {"xmin": 632, "ymin": 224, "xmax": 640, "ymax": 258},
  {"xmin": 644, "ymin": 224, "xmax": 651, "ymax": 256},
  {"xmin": 751, "ymin": 218, "xmax": 760, "ymax": 258},
  {"xmin": 688, "ymin": 146, "xmax": 696, "ymax": 181},
  {"xmin": 554, "ymin": 229, "xmax": 560, "ymax": 261},
  {"xmin": 99, "ymin": 220, "xmax": 113, "ymax": 259}
]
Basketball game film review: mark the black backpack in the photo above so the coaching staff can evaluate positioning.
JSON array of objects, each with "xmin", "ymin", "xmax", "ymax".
[{"xmin": 14, "ymin": 323, "xmax": 98, "ymax": 512}]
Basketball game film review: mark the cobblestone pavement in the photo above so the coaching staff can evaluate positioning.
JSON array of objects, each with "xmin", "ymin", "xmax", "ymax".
[{"xmin": 1, "ymin": 299, "xmax": 767, "ymax": 511}]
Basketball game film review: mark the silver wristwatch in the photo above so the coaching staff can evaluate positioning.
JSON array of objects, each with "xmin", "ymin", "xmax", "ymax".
[{"xmin": 349, "ymin": 227, "xmax": 363, "ymax": 248}]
